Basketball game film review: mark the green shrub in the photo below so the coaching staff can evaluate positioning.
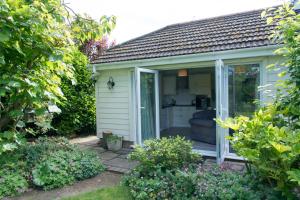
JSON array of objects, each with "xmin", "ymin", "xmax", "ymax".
[
  {"xmin": 32, "ymin": 150, "xmax": 76, "ymax": 190},
  {"xmin": 23, "ymin": 137, "xmax": 73, "ymax": 168},
  {"xmin": 124, "ymin": 166, "xmax": 283, "ymax": 200},
  {"xmin": 218, "ymin": 106, "xmax": 300, "ymax": 197},
  {"xmin": 51, "ymin": 50, "xmax": 96, "ymax": 136},
  {"xmin": 123, "ymin": 169, "xmax": 198, "ymax": 200},
  {"xmin": 32, "ymin": 148, "xmax": 104, "ymax": 190},
  {"xmin": 129, "ymin": 136, "xmax": 201, "ymax": 174},
  {"xmin": 0, "ymin": 169, "xmax": 28, "ymax": 198},
  {"xmin": 0, "ymin": 137, "xmax": 104, "ymax": 196},
  {"xmin": 124, "ymin": 137, "xmax": 201, "ymax": 200},
  {"xmin": 195, "ymin": 167, "xmax": 284, "ymax": 200},
  {"xmin": 71, "ymin": 150, "xmax": 105, "ymax": 180}
]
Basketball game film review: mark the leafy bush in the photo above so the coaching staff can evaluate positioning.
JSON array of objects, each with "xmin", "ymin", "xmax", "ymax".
[
  {"xmin": 218, "ymin": 107, "xmax": 300, "ymax": 197},
  {"xmin": 31, "ymin": 139, "xmax": 104, "ymax": 190},
  {"xmin": 123, "ymin": 169, "xmax": 198, "ymax": 200},
  {"xmin": 0, "ymin": 169, "xmax": 28, "ymax": 198},
  {"xmin": 124, "ymin": 137, "xmax": 201, "ymax": 199},
  {"xmin": 51, "ymin": 50, "xmax": 96, "ymax": 136},
  {"xmin": 0, "ymin": 137, "xmax": 104, "ymax": 196},
  {"xmin": 124, "ymin": 165, "xmax": 283, "ymax": 200},
  {"xmin": 195, "ymin": 167, "xmax": 284, "ymax": 200},
  {"xmin": 23, "ymin": 137, "xmax": 73, "ymax": 168},
  {"xmin": 129, "ymin": 136, "xmax": 201, "ymax": 174},
  {"xmin": 32, "ymin": 150, "xmax": 75, "ymax": 190},
  {"xmin": 71, "ymin": 150, "xmax": 105, "ymax": 180}
]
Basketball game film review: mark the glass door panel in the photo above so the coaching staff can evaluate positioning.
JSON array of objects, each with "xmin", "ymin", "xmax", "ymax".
[
  {"xmin": 215, "ymin": 59, "xmax": 228, "ymax": 164},
  {"xmin": 136, "ymin": 68, "xmax": 159, "ymax": 144},
  {"xmin": 228, "ymin": 64, "xmax": 260, "ymax": 153}
]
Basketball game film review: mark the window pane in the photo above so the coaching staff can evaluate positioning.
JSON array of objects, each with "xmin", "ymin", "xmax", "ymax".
[
  {"xmin": 228, "ymin": 64, "xmax": 260, "ymax": 153},
  {"xmin": 140, "ymin": 72, "xmax": 156, "ymax": 142},
  {"xmin": 228, "ymin": 64, "xmax": 260, "ymax": 117}
]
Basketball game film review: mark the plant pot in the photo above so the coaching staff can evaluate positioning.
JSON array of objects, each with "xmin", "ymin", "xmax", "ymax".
[
  {"xmin": 102, "ymin": 131, "xmax": 112, "ymax": 149},
  {"xmin": 107, "ymin": 136, "xmax": 123, "ymax": 151}
]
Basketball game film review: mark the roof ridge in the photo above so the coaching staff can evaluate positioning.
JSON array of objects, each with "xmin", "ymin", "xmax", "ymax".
[{"xmin": 164, "ymin": 6, "xmax": 279, "ymax": 28}]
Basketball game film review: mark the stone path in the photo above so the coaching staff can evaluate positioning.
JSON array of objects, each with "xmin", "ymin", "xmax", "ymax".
[
  {"xmin": 71, "ymin": 136, "xmax": 245, "ymax": 173},
  {"xmin": 71, "ymin": 136, "xmax": 138, "ymax": 173}
]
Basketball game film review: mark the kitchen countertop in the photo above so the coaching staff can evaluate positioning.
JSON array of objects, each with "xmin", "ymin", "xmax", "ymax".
[{"xmin": 162, "ymin": 104, "xmax": 195, "ymax": 109}]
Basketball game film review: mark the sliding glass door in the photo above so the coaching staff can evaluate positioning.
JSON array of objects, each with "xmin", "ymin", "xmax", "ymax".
[{"xmin": 136, "ymin": 68, "xmax": 159, "ymax": 144}]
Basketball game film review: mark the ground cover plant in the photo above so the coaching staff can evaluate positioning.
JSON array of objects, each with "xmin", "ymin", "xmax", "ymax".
[
  {"xmin": 0, "ymin": 137, "xmax": 105, "ymax": 198},
  {"xmin": 123, "ymin": 137, "xmax": 284, "ymax": 200}
]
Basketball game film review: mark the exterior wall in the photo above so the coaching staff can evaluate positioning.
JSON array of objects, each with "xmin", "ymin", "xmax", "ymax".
[
  {"xmin": 261, "ymin": 56, "xmax": 287, "ymax": 104},
  {"xmin": 95, "ymin": 68, "xmax": 134, "ymax": 141},
  {"xmin": 94, "ymin": 55, "xmax": 286, "ymax": 144}
]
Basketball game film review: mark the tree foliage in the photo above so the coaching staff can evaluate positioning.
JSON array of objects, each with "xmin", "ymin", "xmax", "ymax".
[
  {"xmin": 51, "ymin": 14, "xmax": 116, "ymax": 136},
  {"xmin": 0, "ymin": 0, "xmax": 116, "ymax": 152}
]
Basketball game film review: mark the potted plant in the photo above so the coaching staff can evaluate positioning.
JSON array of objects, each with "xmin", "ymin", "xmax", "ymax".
[
  {"xmin": 106, "ymin": 134, "xmax": 123, "ymax": 151},
  {"xmin": 102, "ymin": 131, "xmax": 112, "ymax": 149}
]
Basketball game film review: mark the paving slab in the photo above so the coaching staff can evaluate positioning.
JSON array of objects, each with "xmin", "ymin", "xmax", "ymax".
[
  {"xmin": 105, "ymin": 157, "xmax": 138, "ymax": 169},
  {"xmin": 99, "ymin": 151, "xmax": 119, "ymax": 161}
]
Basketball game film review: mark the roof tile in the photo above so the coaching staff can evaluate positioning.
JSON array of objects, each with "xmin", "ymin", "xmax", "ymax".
[{"xmin": 93, "ymin": 8, "xmax": 277, "ymax": 64}]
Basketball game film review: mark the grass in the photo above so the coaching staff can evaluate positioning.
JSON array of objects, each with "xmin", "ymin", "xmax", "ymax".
[{"xmin": 63, "ymin": 186, "xmax": 133, "ymax": 200}]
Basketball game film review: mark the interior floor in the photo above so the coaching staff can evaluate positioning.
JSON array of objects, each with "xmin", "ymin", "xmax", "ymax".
[{"xmin": 160, "ymin": 127, "xmax": 216, "ymax": 152}]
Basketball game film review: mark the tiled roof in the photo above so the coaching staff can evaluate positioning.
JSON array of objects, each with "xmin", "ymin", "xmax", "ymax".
[{"xmin": 93, "ymin": 8, "xmax": 276, "ymax": 64}]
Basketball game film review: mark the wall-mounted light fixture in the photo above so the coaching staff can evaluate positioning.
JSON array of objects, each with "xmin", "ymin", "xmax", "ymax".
[
  {"xmin": 107, "ymin": 76, "xmax": 115, "ymax": 89},
  {"xmin": 178, "ymin": 69, "xmax": 188, "ymax": 77}
]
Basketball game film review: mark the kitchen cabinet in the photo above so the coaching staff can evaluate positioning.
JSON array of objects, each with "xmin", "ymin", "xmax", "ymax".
[
  {"xmin": 189, "ymin": 73, "xmax": 211, "ymax": 97},
  {"xmin": 163, "ymin": 76, "xmax": 176, "ymax": 95}
]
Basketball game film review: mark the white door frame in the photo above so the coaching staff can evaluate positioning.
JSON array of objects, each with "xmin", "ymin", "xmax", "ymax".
[
  {"xmin": 215, "ymin": 59, "xmax": 229, "ymax": 164},
  {"xmin": 135, "ymin": 67, "xmax": 160, "ymax": 145}
]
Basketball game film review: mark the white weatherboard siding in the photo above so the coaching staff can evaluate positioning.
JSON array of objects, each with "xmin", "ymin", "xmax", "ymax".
[
  {"xmin": 96, "ymin": 68, "xmax": 133, "ymax": 141},
  {"xmin": 261, "ymin": 56, "xmax": 287, "ymax": 104}
]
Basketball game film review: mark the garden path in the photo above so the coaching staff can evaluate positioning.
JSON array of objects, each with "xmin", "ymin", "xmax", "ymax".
[
  {"xmin": 71, "ymin": 136, "xmax": 246, "ymax": 173},
  {"xmin": 70, "ymin": 136, "xmax": 138, "ymax": 174}
]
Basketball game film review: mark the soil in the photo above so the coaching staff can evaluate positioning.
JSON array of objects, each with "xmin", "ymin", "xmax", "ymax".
[{"xmin": 7, "ymin": 172, "xmax": 122, "ymax": 200}]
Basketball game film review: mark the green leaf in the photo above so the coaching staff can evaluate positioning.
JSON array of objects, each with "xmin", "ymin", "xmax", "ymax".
[
  {"xmin": 2, "ymin": 143, "xmax": 17, "ymax": 151},
  {"xmin": 287, "ymin": 170, "xmax": 300, "ymax": 185},
  {"xmin": 0, "ymin": 88, "xmax": 5, "ymax": 96},
  {"xmin": 8, "ymin": 81, "xmax": 21, "ymax": 88},
  {"xmin": 0, "ymin": 55, "xmax": 5, "ymax": 64},
  {"xmin": 0, "ymin": 30, "xmax": 10, "ymax": 42},
  {"xmin": 270, "ymin": 142, "xmax": 291, "ymax": 153}
]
